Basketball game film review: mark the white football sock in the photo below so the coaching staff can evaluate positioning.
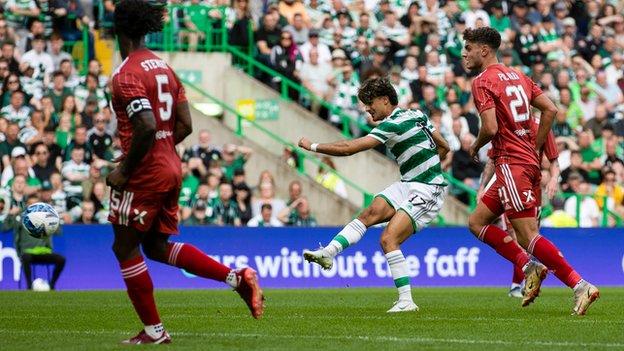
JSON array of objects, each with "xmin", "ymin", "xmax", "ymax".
[
  {"xmin": 386, "ymin": 250, "xmax": 412, "ymax": 302},
  {"xmin": 324, "ymin": 219, "xmax": 367, "ymax": 257}
]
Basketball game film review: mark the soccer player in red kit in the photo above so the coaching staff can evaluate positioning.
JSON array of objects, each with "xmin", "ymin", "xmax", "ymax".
[
  {"xmin": 462, "ymin": 27, "xmax": 599, "ymax": 314},
  {"xmin": 106, "ymin": 0, "xmax": 263, "ymax": 344},
  {"xmin": 478, "ymin": 130, "xmax": 560, "ymax": 298}
]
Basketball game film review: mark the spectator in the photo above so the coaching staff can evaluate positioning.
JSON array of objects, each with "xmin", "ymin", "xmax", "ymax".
[
  {"xmin": 221, "ymin": 143, "xmax": 252, "ymax": 182},
  {"xmin": 47, "ymin": 34, "xmax": 72, "ymax": 70},
  {"xmin": 88, "ymin": 180, "xmax": 109, "ymax": 223},
  {"xmin": 179, "ymin": 161, "xmax": 200, "ymax": 208},
  {"xmin": 551, "ymin": 109, "xmax": 574, "ymax": 138},
  {"xmin": 46, "ymin": 71, "xmax": 72, "ymax": 113},
  {"xmin": 279, "ymin": 0, "xmax": 310, "ymax": 25},
  {"xmin": 4, "ymin": 0, "xmax": 40, "ymax": 32},
  {"xmin": 1, "ymin": 42, "xmax": 20, "ymax": 76},
  {"xmin": 42, "ymin": 125, "xmax": 62, "ymax": 169},
  {"xmin": 594, "ymin": 168, "xmax": 623, "ymax": 212},
  {"xmin": 269, "ymin": 30, "xmax": 302, "ymax": 88},
  {"xmin": 59, "ymin": 59, "xmax": 80, "ymax": 89},
  {"xmin": 315, "ymin": 156, "xmax": 348, "ymax": 199},
  {"xmin": 183, "ymin": 199, "xmax": 210, "ymax": 226},
  {"xmin": 31, "ymin": 142, "xmax": 55, "ymax": 186},
  {"xmin": 178, "ymin": 0, "xmax": 208, "ymax": 52},
  {"xmin": 74, "ymin": 74, "xmax": 108, "ymax": 111},
  {"xmin": 61, "ymin": 147, "xmax": 89, "ymax": 209},
  {"xmin": 278, "ymin": 196, "xmax": 317, "ymax": 226},
  {"xmin": 299, "ymin": 29, "xmax": 331, "ymax": 63},
  {"xmin": 5, "ymin": 153, "xmax": 41, "ymax": 194},
  {"xmin": 255, "ymin": 13, "xmax": 281, "ymax": 62},
  {"xmin": 76, "ymin": 200, "xmax": 96, "ymax": 224},
  {"xmin": 284, "ymin": 13, "xmax": 309, "ymax": 46},
  {"xmin": 211, "ymin": 182, "xmax": 241, "ymax": 226},
  {"xmin": 64, "ymin": 126, "xmax": 93, "ymax": 163},
  {"xmin": 233, "ymin": 183, "xmax": 252, "ymax": 225},
  {"xmin": 585, "ymin": 104, "xmax": 610, "ymax": 139},
  {"xmin": 87, "ymin": 114, "xmax": 113, "ymax": 161},
  {"xmin": 564, "ymin": 173, "xmax": 600, "ymax": 228},
  {"xmin": 542, "ymin": 196, "xmax": 578, "ymax": 228},
  {"xmin": 561, "ymin": 150, "xmax": 589, "ymax": 191},
  {"xmin": 464, "ymin": 0, "xmax": 491, "ymax": 28},
  {"xmin": 20, "ymin": 35, "xmax": 53, "ymax": 84},
  {"xmin": 247, "ymin": 203, "xmax": 283, "ymax": 227},
  {"xmin": 452, "ymin": 133, "xmax": 484, "ymax": 190},
  {"xmin": 49, "ymin": 172, "xmax": 69, "ymax": 223},
  {"xmin": 228, "ymin": 0, "xmax": 253, "ymax": 49},
  {"xmin": 389, "ymin": 66, "xmax": 411, "ymax": 108},
  {"xmin": 183, "ymin": 129, "xmax": 221, "ymax": 173},
  {"xmin": 1, "ymin": 91, "xmax": 31, "ymax": 128},
  {"xmin": 287, "ymin": 180, "xmax": 302, "ymax": 206},
  {"xmin": 601, "ymin": 137, "xmax": 624, "ymax": 171},
  {"xmin": 252, "ymin": 181, "xmax": 286, "ymax": 218},
  {"xmin": 298, "ymin": 47, "xmax": 333, "ymax": 114},
  {"xmin": 0, "ymin": 123, "xmax": 25, "ymax": 168},
  {"xmin": 6, "ymin": 193, "xmax": 65, "ymax": 290},
  {"xmin": 577, "ymin": 131, "xmax": 602, "ymax": 185},
  {"xmin": 329, "ymin": 60, "xmax": 359, "ymax": 129}
]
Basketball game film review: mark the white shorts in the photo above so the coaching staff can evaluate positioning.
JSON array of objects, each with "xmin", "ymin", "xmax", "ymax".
[{"xmin": 376, "ymin": 181, "xmax": 446, "ymax": 231}]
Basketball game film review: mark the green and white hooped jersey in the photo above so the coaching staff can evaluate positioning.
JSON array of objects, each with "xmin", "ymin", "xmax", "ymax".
[{"xmin": 368, "ymin": 108, "xmax": 446, "ymax": 185}]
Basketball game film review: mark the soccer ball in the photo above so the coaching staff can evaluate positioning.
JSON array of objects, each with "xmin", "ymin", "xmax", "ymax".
[
  {"xmin": 32, "ymin": 278, "xmax": 51, "ymax": 292},
  {"xmin": 22, "ymin": 202, "xmax": 60, "ymax": 238}
]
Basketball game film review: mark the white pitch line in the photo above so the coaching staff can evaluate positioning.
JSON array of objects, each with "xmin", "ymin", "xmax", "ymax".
[{"xmin": 0, "ymin": 329, "xmax": 623, "ymax": 348}]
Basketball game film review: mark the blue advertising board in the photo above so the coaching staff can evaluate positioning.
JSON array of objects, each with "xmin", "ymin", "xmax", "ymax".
[{"xmin": 0, "ymin": 226, "xmax": 622, "ymax": 290}]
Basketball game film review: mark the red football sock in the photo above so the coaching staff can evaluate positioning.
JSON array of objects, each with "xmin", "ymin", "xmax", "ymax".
[
  {"xmin": 479, "ymin": 225, "xmax": 530, "ymax": 269},
  {"xmin": 512, "ymin": 264, "xmax": 525, "ymax": 285},
  {"xmin": 528, "ymin": 235, "xmax": 581, "ymax": 288},
  {"xmin": 120, "ymin": 255, "xmax": 161, "ymax": 326},
  {"xmin": 166, "ymin": 242, "xmax": 231, "ymax": 282}
]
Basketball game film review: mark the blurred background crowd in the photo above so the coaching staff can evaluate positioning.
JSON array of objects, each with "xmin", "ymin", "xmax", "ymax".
[{"xmin": 0, "ymin": 0, "xmax": 622, "ymax": 229}]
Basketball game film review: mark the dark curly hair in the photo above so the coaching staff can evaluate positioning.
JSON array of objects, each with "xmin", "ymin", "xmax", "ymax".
[
  {"xmin": 357, "ymin": 77, "xmax": 398, "ymax": 106},
  {"xmin": 463, "ymin": 27, "xmax": 501, "ymax": 50},
  {"xmin": 114, "ymin": 0, "xmax": 165, "ymax": 40}
]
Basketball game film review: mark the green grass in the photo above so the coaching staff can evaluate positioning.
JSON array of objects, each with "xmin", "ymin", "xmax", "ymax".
[{"xmin": 1, "ymin": 288, "xmax": 623, "ymax": 350}]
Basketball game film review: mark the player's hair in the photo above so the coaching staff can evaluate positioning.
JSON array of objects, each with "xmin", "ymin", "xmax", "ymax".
[
  {"xmin": 114, "ymin": 0, "xmax": 164, "ymax": 41},
  {"xmin": 463, "ymin": 27, "xmax": 501, "ymax": 50},
  {"xmin": 357, "ymin": 77, "xmax": 398, "ymax": 106}
]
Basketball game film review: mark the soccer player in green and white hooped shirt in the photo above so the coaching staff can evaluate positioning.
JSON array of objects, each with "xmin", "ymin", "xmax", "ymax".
[{"xmin": 299, "ymin": 77, "xmax": 450, "ymax": 313}]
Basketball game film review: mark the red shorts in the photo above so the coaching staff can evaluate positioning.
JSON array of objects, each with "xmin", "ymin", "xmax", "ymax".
[
  {"xmin": 482, "ymin": 163, "xmax": 541, "ymax": 219},
  {"xmin": 108, "ymin": 188, "xmax": 180, "ymax": 234}
]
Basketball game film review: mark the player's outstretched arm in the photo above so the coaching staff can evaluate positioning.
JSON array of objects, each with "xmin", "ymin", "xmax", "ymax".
[
  {"xmin": 107, "ymin": 111, "xmax": 156, "ymax": 189},
  {"xmin": 298, "ymin": 136, "xmax": 381, "ymax": 156},
  {"xmin": 532, "ymin": 94, "xmax": 558, "ymax": 152},
  {"xmin": 470, "ymin": 108, "xmax": 497, "ymax": 159},
  {"xmin": 431, "ymin": 129, "xmax": 450, "ymax": 160},
  {"xmin": 174, "ymin": 101, "xmax": 193, "ymax": 145}
]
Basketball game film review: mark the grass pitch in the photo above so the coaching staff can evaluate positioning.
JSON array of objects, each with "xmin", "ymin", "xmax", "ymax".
[{"xmin": 1, "ymin": 287, "xmax": 623, "ymax": 350}]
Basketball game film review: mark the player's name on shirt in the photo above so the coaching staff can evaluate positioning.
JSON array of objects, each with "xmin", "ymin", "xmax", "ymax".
[
  {"xmin": 140, "ymin": 59, "xmax": 169, "ymax": 72},
  {"xmin": 495, "ymin": 71, "xmax": 521, "ymax": 82}
]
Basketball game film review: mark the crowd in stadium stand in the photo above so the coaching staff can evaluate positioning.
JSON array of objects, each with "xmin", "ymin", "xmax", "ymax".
[
  {"xmin": 0, "ymin": 0, "xmax": 622, "ymax": 228},
  {"xmin": 247, "ymin": 0, "xmax": 624, "ymax": 226}
]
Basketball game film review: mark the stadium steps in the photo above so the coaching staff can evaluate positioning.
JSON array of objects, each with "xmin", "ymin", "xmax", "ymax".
[{"xmin": 185, "ymin": 104, "xmax": 360, "ymax": 225}]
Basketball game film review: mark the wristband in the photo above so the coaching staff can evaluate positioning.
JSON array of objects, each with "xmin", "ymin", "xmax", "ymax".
[{"xmin": 310, "ymin": 143, "xmax": 319, "ymax": 152}]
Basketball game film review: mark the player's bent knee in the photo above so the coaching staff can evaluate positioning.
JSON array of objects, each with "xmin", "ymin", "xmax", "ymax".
[
  {"xmin": 141, "ymin": 241, "xmax": 168, "ymax": 263},
  {"xmin": 379, "ymin": 233, "xmax": 398, "ymax": 252}
]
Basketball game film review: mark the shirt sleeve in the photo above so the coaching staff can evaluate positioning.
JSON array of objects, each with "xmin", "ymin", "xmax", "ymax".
[
  {"xmin": 113, "ymin": 72, "xmax": 151, "ymax": 118},
  {"xmin": 368, "ymin": 120, "xmax": 396, "ymax": 144},
  {"xmin": 471, "ymin": 77, "xmax": 496, "ymax": 114}
]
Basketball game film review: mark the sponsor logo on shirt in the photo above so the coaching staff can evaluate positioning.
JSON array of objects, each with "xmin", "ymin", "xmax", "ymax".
[
  {"xmin": 514, "ymin": 129, "xmax": 531, "ymax": 137},
  {"xmin": 155, "ymin": 130, "xmax": 173, "ymax": 140}
]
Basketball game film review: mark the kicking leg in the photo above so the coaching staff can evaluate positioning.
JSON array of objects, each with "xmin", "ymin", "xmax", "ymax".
[
  {"xmin": 112, "ymin": 224, "xmax": 170, "ymax": 344},
  {"xmin": 503, "ymin": 216, "xmax": 525, "ymax": 298},
  {"xmin": 304, "ymin": 196, "xmax": 395, "ymax": 269},
  {"xmin": 510, "ymin": 216, "xmax": 599, "ymax": 314},
  {"xmin": 142, "ymin": 233, "xmax": 264, "ymax": 319},
  {"xmin": 380, "ymin": 210, "xmax": 418, "ymax": 313}
]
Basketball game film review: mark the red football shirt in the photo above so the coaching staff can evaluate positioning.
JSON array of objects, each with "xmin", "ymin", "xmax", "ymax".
[
  {"xmin": 111, "ymin": 48, "xmax": 187, "ymax": 192},
  {"xmin": 472, "ymin": 63, "xmax": 544, "ymax": 167}
]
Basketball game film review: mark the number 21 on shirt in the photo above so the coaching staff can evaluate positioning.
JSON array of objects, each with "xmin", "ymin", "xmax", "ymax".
[
  {"xmin": 155, "ymin": 74, "xmax": 172, "ymax": 121},
  {"xmin": 505, "ymin": 85, "xmax": 530, "ymax": 122}
]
